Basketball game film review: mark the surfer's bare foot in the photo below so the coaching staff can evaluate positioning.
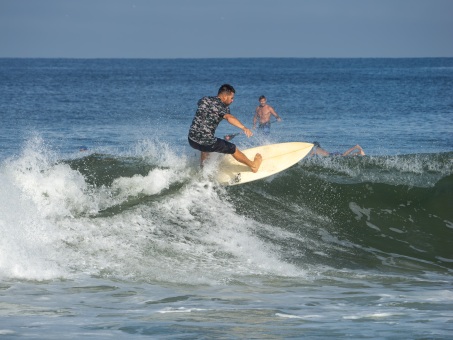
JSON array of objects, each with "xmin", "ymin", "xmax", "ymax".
[{"xmin": 251, "ymin": 153, "xmax": 262, "ymax": 173}]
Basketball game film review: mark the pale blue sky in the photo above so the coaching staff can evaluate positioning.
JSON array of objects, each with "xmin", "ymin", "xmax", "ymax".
[{"xmin": 1, "ymin": 0, "xmax": 452, "ymax": 58}]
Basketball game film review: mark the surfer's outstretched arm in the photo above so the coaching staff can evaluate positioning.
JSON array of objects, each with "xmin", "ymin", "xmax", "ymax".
[{"xmin": 224, "ymin": 114, "xmax": 253, "ymax": 137}]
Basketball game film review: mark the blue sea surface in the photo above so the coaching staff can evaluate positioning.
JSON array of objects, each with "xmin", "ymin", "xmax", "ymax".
[
  {"xmin": 0, "ymin": 58, "xmax": 452, "ymax": 338},
  {"xmin": 1, "ymin": 58, "xmax": 452, "ymax": 158}
]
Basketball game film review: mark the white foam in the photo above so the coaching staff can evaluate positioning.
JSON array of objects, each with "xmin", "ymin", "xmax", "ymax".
[
  {"xmin": 276, "ymin": 313, "xmax": 322, "ymax": 319},
  {"xmin": 112, "ymin": 167, "xmax": 185, "ymax": 197},
  {"xmin": 133, "ymin": 138, "xmax": 188, "ymax": 170},
  {"xmin": 158, "ymin": 307, "xmax": 207, "ymax": 314},
  {"xmin": 0, "ymin": 137, "xmax": 306, "ymax": 283},
  {"xmin": 349, "ymin": 201, "xmax": 371, "ymax": 221},
  {"xmin": 0, "ymin": 170, "xmax": 66, "ymax": 280},
  {"xmin": 0, "ymin": 330, "xmax": 15, "ymax": 336},
  {"xmin": 343, "ymin": 312, "xmax": 400, "ymax": 320},
  {"xmin": 5, "ymin": 137, "xmax": 98, "ymax": 218}
]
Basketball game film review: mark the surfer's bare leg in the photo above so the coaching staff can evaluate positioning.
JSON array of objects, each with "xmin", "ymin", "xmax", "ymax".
[
  {"xmin": 232, "ymin": 149, "xmax": 262, "ymax": 173},
  {"xmin": 200, "ymin": 151, "xmax": 209, "ymax": 166}
]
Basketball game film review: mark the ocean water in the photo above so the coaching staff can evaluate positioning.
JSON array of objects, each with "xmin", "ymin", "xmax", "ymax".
[{"xmin": 0, "ymin": 58, "xmax": 452, "ymax": 338}]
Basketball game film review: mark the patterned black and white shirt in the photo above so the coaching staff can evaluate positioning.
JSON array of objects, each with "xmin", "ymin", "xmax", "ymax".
[{"xmin": 188, "ymin": 96, "xmax": 230, "ymax": 145}]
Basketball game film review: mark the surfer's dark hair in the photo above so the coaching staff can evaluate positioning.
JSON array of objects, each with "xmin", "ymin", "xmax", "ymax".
[
  {"xmin": 218, "ymin": 84, "xmax": 235, "ymax": 95},
  {"xmin": 259, "ymin": 95, "xmax": 266, "ymax": 100}
]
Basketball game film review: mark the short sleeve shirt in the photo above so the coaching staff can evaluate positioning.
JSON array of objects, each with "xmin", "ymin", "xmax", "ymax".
[{"xmin": 188, "ymin": 96, "xmax": 230, "ymax": 145}]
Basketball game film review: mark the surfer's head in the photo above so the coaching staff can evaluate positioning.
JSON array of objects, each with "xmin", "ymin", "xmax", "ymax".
[
  {"xmin": 259, "ymin": 95, "xmax": 266, "ymax": 106},
  {"xmin": 218, "ymin": 84, "xmax": 235, "ymax": 106}
]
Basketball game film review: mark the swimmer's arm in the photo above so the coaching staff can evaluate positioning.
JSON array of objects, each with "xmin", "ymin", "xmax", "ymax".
[{"xmin": 269, "ymin": 106, "xmax": 282, "ymax": 121}]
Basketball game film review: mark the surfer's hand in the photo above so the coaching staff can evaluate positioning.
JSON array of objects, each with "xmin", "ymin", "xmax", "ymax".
[{"xmin": 243, "ymin": 127, "xmax": 253, "ymax": 138}]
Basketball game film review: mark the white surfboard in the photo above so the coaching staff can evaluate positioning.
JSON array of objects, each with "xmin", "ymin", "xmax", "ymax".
[{"xmin": 216, "ymin": 142, "xmax": 314, "ymax": 186}]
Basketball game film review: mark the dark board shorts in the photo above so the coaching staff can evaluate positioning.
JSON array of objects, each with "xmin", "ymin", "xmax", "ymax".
[{"xmin": 188, "ymin": 137, "xmax": 236, "ymax": 155}]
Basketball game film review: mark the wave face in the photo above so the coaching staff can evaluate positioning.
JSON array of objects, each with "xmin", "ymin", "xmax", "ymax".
[{"xmin": 1, "ymin": 138, "xmax": 452, "ymax": 283}]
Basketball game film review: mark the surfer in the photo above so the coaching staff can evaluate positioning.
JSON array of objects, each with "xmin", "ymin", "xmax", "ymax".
[
  {"xmin": 310, "ymin": 142, "xmax": 366, "ymax": 156},
  {"xmin": 253, "ymin": 95, "xmax": 282, "ymax": 135},
  {"xmin": 188, "ymin": 84, "xmax": 262, "ymax": 173}
]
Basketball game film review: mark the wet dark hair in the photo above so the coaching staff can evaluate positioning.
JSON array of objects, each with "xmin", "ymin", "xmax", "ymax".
[
  {"xmin": 259, "ymin": 95, "xmax": 266, "ymax": 101},
  {"xmin": 218, "ymin": 84, "xmax": 235, "ymax": 95}
]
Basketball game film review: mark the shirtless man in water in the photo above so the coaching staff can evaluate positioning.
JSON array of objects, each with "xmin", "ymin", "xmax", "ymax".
[
  {"xmin": 188, "ymin": 84, "xmax": 262, "ymax": 173},
  {"xmin": 253, "ymin": 95, "xmax": 282, "ymax": 134}
]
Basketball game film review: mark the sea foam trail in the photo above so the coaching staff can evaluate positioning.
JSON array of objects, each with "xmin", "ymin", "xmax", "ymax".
[
  {"xmin": 0, "ymin": 171, "xmax": 64, "ymax": 280},
  {"xmin": 0, "ymin": 138, "xmax": 305, "ymax": 283},
  {"xmin": 2, "ymin": 137, "xmax": 452, "ymax": 284}
]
